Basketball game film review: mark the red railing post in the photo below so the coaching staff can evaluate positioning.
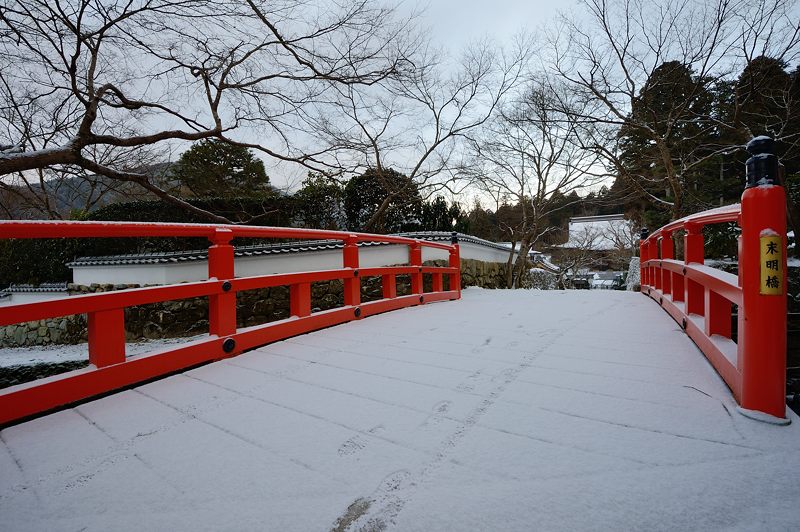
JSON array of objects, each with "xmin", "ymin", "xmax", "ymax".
[
  {"xmin": 449, "ymin": 232, "xmax": 461, "ymax": 296},
  {"xmin": 208, "ymin": 228, "xmax": 236, "ymax": 338},
  {"xmin": 738, "ymin": 137, "xmax": 788, "ymax": 421},
  {"xmin": 382, "ymin": 274, "xmax": 397, "ymax": 299},
  {"xmin": 684, "ymin": 223, "xmax": 705, "ymax": 316},
  {"xmin": 410, "ymin": 241, "xmax": 423, "ymax": 295},
  {"xmin": 88, "ymin": 308, "xmax": 126, "ymax": 367},
  {"xmin": 654, "ymin": 239, "xmax": 663, "ymax": 291},
  {"xmin": 432, "ymin": 271, "xmax": 444, "ymax": 292},
  {"xmin": 704, "ymin": 289, "xmax": 731, "ymax": 338},
  {"xmin": 343, "ymin": 236, "xmax": 361, "ymax": 309},
  {"xmin": 290, "ymin": 283, "xmax": 311, "ymax": 317},
  {"xmin": 672, "ymin": 232, "xmax": 685, "ymax": 302},
  {"xmin": 661, "ymin": 231, "xmax": 673, "ymax": 295}
]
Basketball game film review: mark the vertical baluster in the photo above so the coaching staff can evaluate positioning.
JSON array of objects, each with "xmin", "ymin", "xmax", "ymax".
[
  {"xmin": 208, "ymin": 228, "xmax": 236, "ymax": 337},
  {"xmin": 410, "ymin": 241, "xmax": 423, "ymax": 295},
  {"xmin": 88, "ymin": 308, "xmax": 125, "ymax": 367},
  {"xmin": 684, "ymin": 223, "xmax": 704, "ymax": 316},
  {"xmin": 432, "ymin": 272, "xmax": 443, "ymax": 293},
  {"xmin": 661, "ymin": 231, "xmax": 673, "ymax": 296},
  {"xmin": 343, "ymin": 236, "xmax": 361, "ymax": 309},
  {"xmin": 704, "ymin": 289, "xmax": 731, "ymax": 338},
  {"xmin": 290, "ymin": 282, "xmax": 311, "ymax": 317},
  {"xmin": 450, "ymin": 233, "xmax": 461, "ymax": 296},
  {"xmin": 654, "ymin": 238, "xmax": 663, "ymax": 291},
  {"xmin": 382, "ymin": 274, "xmax": 397, "ymax": 299}
]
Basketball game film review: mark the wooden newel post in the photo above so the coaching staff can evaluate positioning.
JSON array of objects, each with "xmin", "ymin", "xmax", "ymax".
[
  {"xmin": 410, "ymin": 241, "xmax": 423, "ymax": 295},
  {"xmin": 208, "ymin": 228, "xmax": 236, "ymax": 340},
  {"xmin": 88, "ymin": 308, "xmax": 125, "ymax": 367},
  {"xmin": 343, "ymin": 236, "xmax": 361, "ymax": 311},
  {"xmin": 738, "ymin": 136, "xmax": 788, "ymax": 423},
  {"xmin": 661, "ymin": 231, "xmax": 674, "ymax": 295},
  {"xmin": 449, "ymin": 232, "xmax": 461, "ymax": 297},
  {"xmin": 684, "ymin": 223, "xmax": 705, "ymax": 316}
]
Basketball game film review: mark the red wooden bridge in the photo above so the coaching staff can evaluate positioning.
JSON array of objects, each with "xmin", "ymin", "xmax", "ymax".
[{"xmin": 1, "ymin": 140, "xmax": 798, "ymax": 530}]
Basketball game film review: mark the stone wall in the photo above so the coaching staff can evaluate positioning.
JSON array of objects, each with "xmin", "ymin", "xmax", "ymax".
[{"xmin": 0, "ymin": 257, "xmax": 519, "ymax": 347}]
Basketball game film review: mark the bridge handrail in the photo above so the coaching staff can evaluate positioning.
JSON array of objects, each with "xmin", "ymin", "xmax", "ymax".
[
  {"xmin": 0, "ymin": 220, "xmax": 456, "ymax": 249},
  {"xmin": 648, "ymin": 203, "xmax": 741, "ymax": 239},
  {"xmin": 640, "ymin": 138, "xmax": 789, "ymax": 423},
  {"xmin": 0, "ymin": 221, "xmax": 461, "ymax": 425}
]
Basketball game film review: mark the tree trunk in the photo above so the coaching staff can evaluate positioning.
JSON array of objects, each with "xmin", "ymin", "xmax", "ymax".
[
  {"xmin": 504, "ymin": 241, "xmax": 517, "ymax": 288},
  {"xmin": 512, "ymin": 236, "xmax": 533, "ymax": 289}
]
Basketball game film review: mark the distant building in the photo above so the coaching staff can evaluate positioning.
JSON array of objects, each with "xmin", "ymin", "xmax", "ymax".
[
  {"xmin": 0, "ymin": 283, "xmax": 69, "ymax": 306},
  {"xmin": 590, "ymin": 271, "xmax": 625, "ymax": 290},
  {"xmin": 549, "ymin": 214, "xmax": 635, "ymax": 272},
  {"xmin": 561, "ymin": 214, "xmax": 634, "ymax": 252}
]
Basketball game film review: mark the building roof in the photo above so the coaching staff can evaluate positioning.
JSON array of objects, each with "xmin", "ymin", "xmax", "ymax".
[
  {"xmin": 3, "ymin": 282, "xmax": 69, "ymax": 293},
  {"xmin": 67, "ymin": 231, "xmax": 513, "ymax": 268}
]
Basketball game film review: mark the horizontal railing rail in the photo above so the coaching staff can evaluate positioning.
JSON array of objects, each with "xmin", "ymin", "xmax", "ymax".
[
  {"xmin": 640, "ymin": 137, "xmax": 789, "ymax": 423},
  {"xmin": 0, "ymin": 221, "xmax": 461, "ymax": 425}
]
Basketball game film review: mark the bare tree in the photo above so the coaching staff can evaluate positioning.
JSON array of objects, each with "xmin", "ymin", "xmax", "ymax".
[
  {"xmin": 466, "ymin": 77, "xmax": 608, "ymax": 288},
  {"xmin": 311, "ymin": 35, "xmax": 533, "ymax": 231},
  {"xmin": 554, "ymin": 224, "xmax": 603, "ymax": 289},
  {"xmin": 548, "ymin": 0, "xmax": 800, "ymax": 219},
  {"xmin": 0, "ymin": 0, "xmax": 420, "ymax": 221}
]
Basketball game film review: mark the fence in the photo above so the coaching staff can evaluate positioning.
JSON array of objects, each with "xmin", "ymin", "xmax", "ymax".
[
  {"xmin": 0, "ymin": 223, "xmax": 461, "ymax": 425},
  {"xmin": 640, "ymin": 137, "xmax": 789, "ymax": 423}
]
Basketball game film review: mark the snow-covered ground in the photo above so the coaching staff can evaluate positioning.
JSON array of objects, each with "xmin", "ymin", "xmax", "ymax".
[
  {"xmin": 0, "ymin": 335, "xmax": 207, "ymax": 369},
  {"xmin": 1, "ymin": 288, "xmax": 798, "ymax": 531}
]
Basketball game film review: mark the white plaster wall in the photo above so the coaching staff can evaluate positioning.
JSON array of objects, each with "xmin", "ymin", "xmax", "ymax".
[
  {"xmin": 73, "ymin": 263, "xmax": 197, "ymax": 285},
  {"xmin": 69, "ymin": 239, "xmax": 517, "ymax": 285},
  {"xmin": 458, "ymin": 241, "xmax": 512, "ymax": 263},
  {"xmin": 0, "ymin": 292, "xmax": 69, "ymax": 306}
]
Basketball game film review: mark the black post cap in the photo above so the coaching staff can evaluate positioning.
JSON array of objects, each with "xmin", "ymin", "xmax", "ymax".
[
  {"xmin": 745, "ymin": 136, "xmax": 780, "ymax": 188},
  {"xmin": 746, "ymin": 136, "xmax": 774, "ymax": 156},
  {"xmin": 640, "ymin": 227, "xmax": 649, "ymax": 240},
  {"xmin": 450, "ymin": 232, "xmax": 459, "ymax": 244}
]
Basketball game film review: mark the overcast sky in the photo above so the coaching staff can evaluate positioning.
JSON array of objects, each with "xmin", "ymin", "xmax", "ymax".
[
  {"xmin": 271, "ymin": 0, "xmax": 569, "ymax": 191},
  {"xmin": 411, "ymin": 0, "xmax": 564, "ymax": 50}
]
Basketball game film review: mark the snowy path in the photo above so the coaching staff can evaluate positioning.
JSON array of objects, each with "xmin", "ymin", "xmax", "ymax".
[{"xmin": 1, "ymin": 289, "xmax": 799, "ymax": 531}]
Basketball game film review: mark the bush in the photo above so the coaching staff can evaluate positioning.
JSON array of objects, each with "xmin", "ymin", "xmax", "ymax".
[{"xmin": 529, "ymin": 268, "xmax": 558, "ymax": 290}]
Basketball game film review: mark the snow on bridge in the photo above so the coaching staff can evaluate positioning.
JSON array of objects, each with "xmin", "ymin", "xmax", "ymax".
[{"xmin": 1, "ymin": 289, "xmax": 799, "ymax": 531}]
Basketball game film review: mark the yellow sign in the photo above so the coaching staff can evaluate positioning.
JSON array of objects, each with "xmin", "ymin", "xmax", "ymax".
[{"xmin": 759, "ymin": 235, "xmax": 783, "ymax": 295}]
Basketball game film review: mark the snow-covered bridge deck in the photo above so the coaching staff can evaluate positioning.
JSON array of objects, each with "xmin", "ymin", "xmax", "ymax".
[{"xmin": 2, "ymin": 289, "xmax": 799, "ymax": 531}]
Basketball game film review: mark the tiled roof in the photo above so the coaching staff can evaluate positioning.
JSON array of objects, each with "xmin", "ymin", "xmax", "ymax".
[
  {"xmin": 4, "ymin": 282, "xmax": 69, "ymax": 293},
  {"xmin": 68, "ymin": 232, "xmax": 510, "ymax": 268}
]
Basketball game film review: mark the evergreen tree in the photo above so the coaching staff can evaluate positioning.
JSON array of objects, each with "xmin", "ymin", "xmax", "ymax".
[
  {"xmin": 173, "ymin": 139, "xmax": 271, "ymax": 198},
  {"xmin": 617, "ymin": 61, "xmax": 723, "ymax": 227},
  {"xmin": 343, "ymin": 168, "xmax": 422, "ymax": 233},
  {"xmin": 419, "ymin": 196, "xmax": 467, "ymax": 232},
  {"xmin": 293, "ymin": 173, "xmax": 345, "ymax": 230}
]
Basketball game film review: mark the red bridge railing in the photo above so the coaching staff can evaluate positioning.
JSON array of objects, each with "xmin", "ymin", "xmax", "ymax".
[
  {"xmin": 640, "ymin": 137, "xmax": 789, "ymax": 423},
  {"xmin": 0, "ymin": 222, "xmax": 461, "ymax": 425}
]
